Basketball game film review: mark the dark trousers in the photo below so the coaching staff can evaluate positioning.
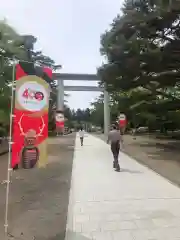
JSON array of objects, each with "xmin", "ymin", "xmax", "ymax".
[
  {"xmin": 80, "ymin": 137, "xmax": 84, "ymax": 146},
  {"xmin": 111, "ymin": 141, "xmax": 120, "ymax": 170}
]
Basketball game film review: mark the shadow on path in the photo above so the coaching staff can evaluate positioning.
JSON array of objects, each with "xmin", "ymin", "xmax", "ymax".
[
  {"xmin": 120, "ymin": 168, "xmax": 143, "ymax": 174},
  {"xmin": 65, "ymin": 231, "xmax": 91, "ymax": 240}
]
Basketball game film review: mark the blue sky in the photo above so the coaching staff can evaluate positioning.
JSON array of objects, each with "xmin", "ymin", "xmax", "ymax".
[{"xmin": 0, "ymin": 0, "xmax": 123, "ymax": 109}]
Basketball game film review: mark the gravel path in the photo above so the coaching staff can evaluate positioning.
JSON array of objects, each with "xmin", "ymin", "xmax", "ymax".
[{"xmin": 0, "ymin": 134, "xmax": 76, "ymax": 240}]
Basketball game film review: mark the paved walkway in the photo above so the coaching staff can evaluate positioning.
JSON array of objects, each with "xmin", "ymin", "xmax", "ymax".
[{"xmin": 65, "ymin": 134, "xmax": 180, "ymax": 240}]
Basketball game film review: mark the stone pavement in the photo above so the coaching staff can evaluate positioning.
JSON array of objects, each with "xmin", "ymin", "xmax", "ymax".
[{"xmin": 65, "ymin": 134, "xmax": 180, "ymax": 240}]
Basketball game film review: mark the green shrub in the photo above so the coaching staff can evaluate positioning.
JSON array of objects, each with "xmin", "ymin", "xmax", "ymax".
[{"xmin": 0, "ymin": 127, "xmax": 7, "ymax": 137}]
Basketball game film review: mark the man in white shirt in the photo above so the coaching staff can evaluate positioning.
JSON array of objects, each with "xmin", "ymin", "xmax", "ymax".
[
  {"xmin": 79, "ymin": 127, "xmax": 85, "ymax": 146},
  {"xmin": 107, "ymin": 125, "xmax": 122, "ymax": 172}
]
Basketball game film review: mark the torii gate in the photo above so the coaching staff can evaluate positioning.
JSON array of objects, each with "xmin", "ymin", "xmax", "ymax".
[{"xmin": 53, "ymin": 73, "xmax": 110, "ymax": 135}]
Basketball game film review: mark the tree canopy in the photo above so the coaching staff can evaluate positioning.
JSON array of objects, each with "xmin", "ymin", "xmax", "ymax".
[
  {"xmin": 97, "ymin": 0, "xmax": 180, "ymax": 131},
  {"xmin": 0, "ymin": 20, "xmax": 61, "ymax": 134}
]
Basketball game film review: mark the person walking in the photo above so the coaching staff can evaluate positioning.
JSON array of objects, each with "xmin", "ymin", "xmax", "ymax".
[
  {"xmin": 79, "ymin": 127, "xmax": 85, "ymax": 146},
  {"xmin": 107, "ymin": 125, "xmax": 122, "ymax": 172}
]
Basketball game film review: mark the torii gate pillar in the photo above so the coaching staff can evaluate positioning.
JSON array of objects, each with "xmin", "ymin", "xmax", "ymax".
[
  {"xmin": 104, "ymin": 89, "xmax": 110, "ymax": 136},
  {"xmin": 57, "ymin": 79, "xmax": 64, "ymax": 111}
]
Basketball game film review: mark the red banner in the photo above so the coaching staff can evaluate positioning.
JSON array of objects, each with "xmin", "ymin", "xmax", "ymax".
[
  {"xmin": 118, "ymin": 114, "xmax": 127, "ymax": 127},
  {"xmin": 11, "ymin": 63, "xmax": 51, "ymax": 169},
  {"xmin": 55, "ymin": 112, "xmax": 64, "ymax": 130},
  {"xmin": 119, "ymin": 120, "xmax": 127, "ymax": 127}
]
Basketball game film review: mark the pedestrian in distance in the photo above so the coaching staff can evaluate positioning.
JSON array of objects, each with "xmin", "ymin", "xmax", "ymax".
[
  {"xmin": 107, "ymin": 124, "xmax": 122, "ymax": 172},
  {"xmin": 79, "ymin": 127, "xmax": 85, "ymax": 146}
]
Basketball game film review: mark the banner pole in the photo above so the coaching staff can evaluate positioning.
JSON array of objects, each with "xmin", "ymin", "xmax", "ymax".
[{"xmin": 4, "ymin": 62, "xmax": 15, "ymax": 234}]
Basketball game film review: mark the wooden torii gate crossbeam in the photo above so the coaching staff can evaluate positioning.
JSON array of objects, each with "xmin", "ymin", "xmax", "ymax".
[{"xmin": 53, "ymin": 73, "xmax": 110, "ymax": 135}]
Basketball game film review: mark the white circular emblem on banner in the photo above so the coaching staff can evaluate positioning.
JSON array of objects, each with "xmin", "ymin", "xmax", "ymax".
[
  {"xmin": 119, "ymin": 114, "xmax": 126, "ymax": 120},
  {"xmin": 56, "ymin": 113, "xmax": 64, "ymax": 122},
  {"xmin": 17, "ymin": 81, "xmax": 48, "ymax": 111}
]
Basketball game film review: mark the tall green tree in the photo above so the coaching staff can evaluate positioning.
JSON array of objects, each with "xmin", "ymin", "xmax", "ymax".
[
  {"xmin": 0, "ymin": 21, "xmax": 61, "ymax": 132},
  {"xmin": 98, "ymin": 0, "xmax": 180, "ymax": 131}
]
